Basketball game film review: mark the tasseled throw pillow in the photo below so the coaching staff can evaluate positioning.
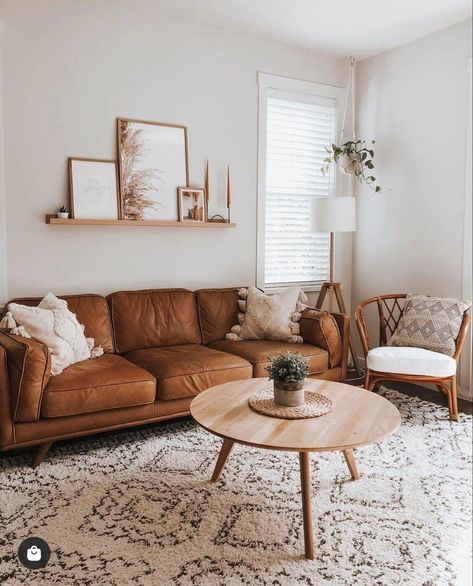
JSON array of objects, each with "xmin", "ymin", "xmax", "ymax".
[
  {"xmin": 225, "ymin": 286, "xmax": 308, "ymax": 343},
  {"xmin": 0, "ymin": 292, "xmax": 104, "ymax": 375},
  {"xmin": 388, "ymin": 294, "xmax": 471, "ymax": 357}
]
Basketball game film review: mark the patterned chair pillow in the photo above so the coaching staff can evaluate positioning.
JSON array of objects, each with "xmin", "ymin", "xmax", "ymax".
[{"xmin": 388, "ymin": 294, "xmax": 471, "ymax": 357}]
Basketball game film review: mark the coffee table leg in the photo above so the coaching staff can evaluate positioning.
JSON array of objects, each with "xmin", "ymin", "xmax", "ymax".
[
  {"xmin": 343, "ymin": 449, "xmax": 360, "ymax": 480},
  {"xmin": 299, "ymin": 452, "xmax": 314, "ymax": 560},
  {"xmin": 211, "ymin": 439, "xmax": 234, "ymax": 482}
]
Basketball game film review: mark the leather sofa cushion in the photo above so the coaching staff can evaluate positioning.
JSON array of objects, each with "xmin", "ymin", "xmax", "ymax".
[
  {"xmin": 0, "ymin": 331, "xmax": 51, "ymax": 422},
  {"xmin": 109, "ymin": 289, "xmax": 202, "ymax": 354},
  {"xmin": 299, "ymin": 309, "xmax": 343, "ymax": 368},
  {"xmin": 125, "ymin": 344, "xmax": 252, "ymax": 400},
  {"xmin": 41, "ymin": 354, "xmax": 156, "ymax": 418},
  {"xmin": 7, "ymin": 294, "xmax": 114, "ymax": 353},
  {"xmin": 208, "ymin": 340, "xmax": 329, "ymax": 378},
  {"xmin": 195, "ymin": 288, "xmax": 240, "ymax": 344}
]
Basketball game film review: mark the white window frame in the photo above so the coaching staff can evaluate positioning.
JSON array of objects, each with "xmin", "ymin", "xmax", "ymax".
[
  {"xmin": 256, "ymin": 73, "xmax": 345, "ymax": 293},
  {"xmin": 459, "ymin": 57, "xmax": 472, "ymax": 399}
]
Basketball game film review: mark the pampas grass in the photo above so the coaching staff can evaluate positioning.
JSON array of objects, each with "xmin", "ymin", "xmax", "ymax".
[{"xmin": 119, "ymin": 120, "xmax": 160, "ymax": 220}]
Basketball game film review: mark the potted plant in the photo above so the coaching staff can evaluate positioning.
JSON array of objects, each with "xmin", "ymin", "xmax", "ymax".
[
  {"xmin": 321, "ymin": 140, "xmax": 382, "ymax": 192},
  {"xmin": 266, "ymin": 351, "xmax": 310, "ymax": 407},
  {"xmin": 57, "ymin": 206, "xmax": 69, "ymax": 219}
]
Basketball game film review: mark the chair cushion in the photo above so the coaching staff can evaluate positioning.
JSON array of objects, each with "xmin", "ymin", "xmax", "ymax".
[
  {"xmin": 208, "ymin": 340, "xmax": 329, "ymax": 378},
  {"xmin": 367, "ymin": 346, "xmax": 457, "ymax": 377},
  {"xmin": 41, "ymin": 354, "xmax": 156, "ymax": 418},
  {"xmin": 124, "ymin": 344, "xmax": 252, "ymax": 400}
]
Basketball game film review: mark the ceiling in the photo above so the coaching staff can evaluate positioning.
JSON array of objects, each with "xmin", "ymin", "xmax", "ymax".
[{"xmin": 151, "ymin": 0, "xmax": 472, "ymax": 59}]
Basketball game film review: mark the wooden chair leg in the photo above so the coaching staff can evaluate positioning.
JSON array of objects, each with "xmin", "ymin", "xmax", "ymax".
[
  {"xmin": 449, "ymin": 378, "xmax": 459, "ymax": 422},
  {"xmin": 364, "ymin": 370, "xmax": 371, "ymax": 390},
  {"xmin": 31, "ymin": 441, "xmax": 53, "ymax": 468}
]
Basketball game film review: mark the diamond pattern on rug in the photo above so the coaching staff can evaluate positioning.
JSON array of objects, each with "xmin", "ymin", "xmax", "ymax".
[{"xmin": 0, "ymin": 388, "xmax": 471, "ymax": 586}]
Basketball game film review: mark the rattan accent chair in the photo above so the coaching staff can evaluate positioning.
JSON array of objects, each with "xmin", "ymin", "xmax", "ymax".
[{"xmin": 355, "ymin": 294, "xmax": 470, "ymax": 422}]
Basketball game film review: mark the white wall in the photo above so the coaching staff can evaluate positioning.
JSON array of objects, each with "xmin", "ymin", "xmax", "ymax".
[
  {"xmin": 0, "ymin": 0, "xmax": 347, "ymax": 302},
  {"xmin": 353, "ymin": 19, "xmax": 473, "ymax": 396}
]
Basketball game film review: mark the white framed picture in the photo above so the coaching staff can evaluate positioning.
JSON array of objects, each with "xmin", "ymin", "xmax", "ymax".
[
  {"xmin": 117, "ymin": 118, "xmax": 189, "ymax": 221},
  {"xmin": 69, "ymin": 158, "xmax": 119, "ymax": 220},
  {"xmin": 178, "ymin": 187, "xmax": 205, "ymax": 222}
]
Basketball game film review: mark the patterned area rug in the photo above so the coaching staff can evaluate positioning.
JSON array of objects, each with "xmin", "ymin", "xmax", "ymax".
[{"xmin": 0, "ymin": 388, "xmax": 471, "ymax": 585}]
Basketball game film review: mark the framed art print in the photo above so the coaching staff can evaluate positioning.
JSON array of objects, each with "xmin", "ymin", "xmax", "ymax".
[
  {"xmin": 117, "ymin": 118, "xmax": 189, "ymax": 221},
  {"xmin": 69, "ymin": 158, "xmax": 119, "ymax": 220},
  {"xmin": 178, "ymin": 187, "xmax": 205, "ymax": 222}
]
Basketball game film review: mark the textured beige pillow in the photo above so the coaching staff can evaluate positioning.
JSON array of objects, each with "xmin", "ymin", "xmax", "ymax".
[
  {"xmin": 7, "ymin": 293, "xmax": 92, "ymax": 375},
  {"xmin": 388, "ymin": 294, "xmax": 471, "ymax": 357},
  {"xmin": 226, "ymin": 286, "xmax": 307, "ymax": 343}
]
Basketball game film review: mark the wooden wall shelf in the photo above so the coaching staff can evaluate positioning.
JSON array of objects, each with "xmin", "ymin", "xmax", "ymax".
[{"xmin": 46, "ymin": 215, "xmax": 236, "ymax": 228}]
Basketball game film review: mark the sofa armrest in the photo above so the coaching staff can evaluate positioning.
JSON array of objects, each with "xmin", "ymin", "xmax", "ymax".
[
  {"xmin": 300, "ymin": 309, "xmax": 350, "ymax": 376},
  {"xmin": 0, "ymin": 330, "xmax": 51, "ymax": 422},
  {"xmin": 0, "ymin": 345, "xmax": 14, "ymax": 448},
  {"xmin": 331, "ymin": 312, "xmax": 350, "ymax": 382}
]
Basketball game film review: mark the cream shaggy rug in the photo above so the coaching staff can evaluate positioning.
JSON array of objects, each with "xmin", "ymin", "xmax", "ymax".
[{"xmin": 0, "ymin": 388, "xmax": 471, "ymax": 586}]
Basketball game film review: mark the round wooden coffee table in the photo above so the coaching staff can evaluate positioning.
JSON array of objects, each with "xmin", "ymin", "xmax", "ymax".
[{"xmin": 190, "ymin": 378, "xmax": 401, "ymax": 560}]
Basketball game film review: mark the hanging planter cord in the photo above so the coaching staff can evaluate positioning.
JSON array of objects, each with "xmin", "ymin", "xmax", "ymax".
[{"xmin": 340, "ymin": 56, "xmax": 356, "ymax": 143}]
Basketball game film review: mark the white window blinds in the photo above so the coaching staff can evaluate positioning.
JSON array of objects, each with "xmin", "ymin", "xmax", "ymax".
[{"xmin": 263, "ymin": 93, "xmax": 336, "ymax": 288}]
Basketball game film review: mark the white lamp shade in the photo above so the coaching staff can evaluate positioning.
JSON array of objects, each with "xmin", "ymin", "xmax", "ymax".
[{"xmin": 311, "ymin": 196, "xmax": 356, "ymax": 233}]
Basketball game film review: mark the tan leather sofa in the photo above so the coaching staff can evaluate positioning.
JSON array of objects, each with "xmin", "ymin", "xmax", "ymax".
[{"xmin": 0, "ymin": 287, "xmax": 350, "ymax": 466}]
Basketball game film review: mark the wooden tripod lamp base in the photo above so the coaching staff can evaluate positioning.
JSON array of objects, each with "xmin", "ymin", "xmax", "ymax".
[{"xmin": 315, "ymin": 281, "xmax": 362, "ymax": 377}]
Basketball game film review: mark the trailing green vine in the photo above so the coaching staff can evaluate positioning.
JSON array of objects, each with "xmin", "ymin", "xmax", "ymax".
[{"xmin": 321, "ymin": 140, "xmax": 382, "ymax": 192}]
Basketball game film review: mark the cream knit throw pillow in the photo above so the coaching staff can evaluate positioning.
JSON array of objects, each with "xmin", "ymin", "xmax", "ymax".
[
  {"xmin": 226, "ymin": 286, "xmax": 307, "ymax": 343},
  {"xmin": 4, "ymin": 292, "xmax": 102, "ymax": 375}
]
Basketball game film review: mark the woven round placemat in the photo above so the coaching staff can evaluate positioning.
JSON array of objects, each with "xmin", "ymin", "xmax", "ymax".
[{"xmin": 248, "ymin": 389, "xmax": 332, "ymax": 419}]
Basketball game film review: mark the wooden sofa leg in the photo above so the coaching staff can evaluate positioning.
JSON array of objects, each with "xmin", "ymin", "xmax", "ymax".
[
  {"xmin": 449, "ymin": 378, "xmax": 459, "ymax": 422},
  {"xmin": 31, "ymin": 441, "xmax": 53, "ymax": 468}
]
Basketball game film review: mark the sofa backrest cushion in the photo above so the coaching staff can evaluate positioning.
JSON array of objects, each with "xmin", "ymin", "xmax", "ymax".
[
  {"xmin": 195, "ymin": 288, "xmax": 240, "ymax": 344},
  {"xmin": 108, "ymin": 289, "xmax": 202, "ymax": 353},
  {"xmin": 7, "ymin": 294, "xmax": 114, "ymax": 353}
]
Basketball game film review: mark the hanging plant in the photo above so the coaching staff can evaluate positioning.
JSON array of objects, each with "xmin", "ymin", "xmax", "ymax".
[{"xmin": 321, "ymin": 140, "xmax": 382, "ymax": 193}]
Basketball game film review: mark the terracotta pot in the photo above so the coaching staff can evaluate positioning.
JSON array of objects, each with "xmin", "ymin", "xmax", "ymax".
[{"xmin": 273, "ymin": 380, "xmax": 305, "ymax": 407}]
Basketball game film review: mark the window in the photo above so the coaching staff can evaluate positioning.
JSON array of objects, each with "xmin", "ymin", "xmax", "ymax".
[{"xmin": 257, "ymin": 74, "xmax": 344, "ymax": 291}]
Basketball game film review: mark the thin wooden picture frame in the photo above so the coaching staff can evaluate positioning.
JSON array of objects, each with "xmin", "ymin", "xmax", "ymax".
[
  {"xmin": 68, "ymin": 157, "xmax": 120, "ymax": 220},
  {"xmin": 117, "ymin": 118, "xmax": 189, "ymax": 221},
  {"xmin": 178, "ymin": 187, "xmax": 206, "ymax": 222}
]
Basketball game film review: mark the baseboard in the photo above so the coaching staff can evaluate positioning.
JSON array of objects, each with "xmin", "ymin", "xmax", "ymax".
[{"xmin": 356, "ymin": 355, "xmax": 472, "ymax": 403}]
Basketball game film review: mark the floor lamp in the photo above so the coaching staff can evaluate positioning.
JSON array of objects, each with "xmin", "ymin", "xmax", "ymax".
[{"xmin": 311, "ymin": 196, "xmax": 362, "ymax": 376}]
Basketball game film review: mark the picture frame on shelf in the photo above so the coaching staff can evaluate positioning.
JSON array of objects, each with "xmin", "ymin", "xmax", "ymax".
[
  {"xmin": 68, "ymin": 158, "xmax": 119, "ymax": 220},
  {"xmin": 117, "ymin": 118, "xmax": 189, "ymax": 221},
  {"xmin": 178, "ymin": 187, "xmax": 206, "ymax": 222}
]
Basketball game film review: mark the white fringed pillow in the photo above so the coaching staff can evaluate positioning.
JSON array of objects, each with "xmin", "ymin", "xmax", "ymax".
[
  {"xmin": 225, "ymin": 286, "xmax": 307, "ymax": 343},
  {"xmin": 1, "ymin": 292, "xmax": 103, "ymax": 375}
]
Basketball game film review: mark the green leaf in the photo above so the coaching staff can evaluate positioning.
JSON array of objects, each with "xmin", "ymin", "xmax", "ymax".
[
  {"xmin": 375, "ymin": 186, "xmax": 381, "ymax": 192},
  {"xmin": 365, "ymin": 161, "xmax": 374, "ymax": 169}
]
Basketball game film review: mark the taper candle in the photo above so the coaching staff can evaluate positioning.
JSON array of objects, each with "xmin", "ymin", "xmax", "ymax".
[
  {"xmin": 204, "ymin": 160, "xmax": 209, "ymax": 202},
  {"xmin": 226, "ymin": 165, "xmax": 231, "ymax": 208}
]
